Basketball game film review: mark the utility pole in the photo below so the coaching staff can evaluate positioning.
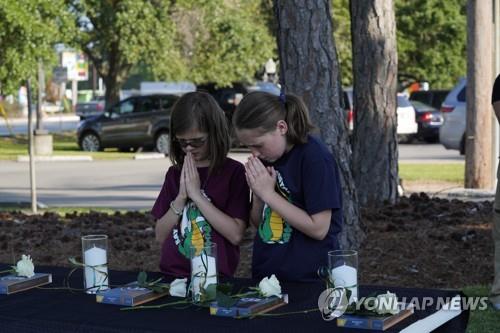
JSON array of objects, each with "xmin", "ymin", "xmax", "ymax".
[
  {"xmin": 493, "ymin": 0, "xmax": 500, "ymax": 188},
  {"xmin": 36, "ymin": 62, "xmax": 44, "ymax": 131},
  {"xmin": 465, "ymin": 0, "xmax": 493, "ymax": 188},
  {"xmin": 26, "ymin": 79, "xmax": 37, "ymax": 214}
]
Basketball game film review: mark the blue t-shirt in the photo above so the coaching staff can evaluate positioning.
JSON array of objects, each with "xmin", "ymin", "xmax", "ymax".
[{"xmin": 252, "ymin": 135, "xmax": 343, "ymax": 282}]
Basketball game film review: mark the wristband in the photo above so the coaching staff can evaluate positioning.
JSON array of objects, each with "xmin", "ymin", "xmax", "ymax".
[{"xmin": 170, "ymin": 201, "xmax": 183, "ymax": 216}]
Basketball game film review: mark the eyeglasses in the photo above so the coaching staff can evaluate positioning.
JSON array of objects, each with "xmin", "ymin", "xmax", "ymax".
[{"xmin": 175, "ymin": 136, "xmax": 207, "ymax": 148}]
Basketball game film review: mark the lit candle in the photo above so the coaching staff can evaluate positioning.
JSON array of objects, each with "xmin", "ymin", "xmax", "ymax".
[
  {"xmin": 84, "ymin": 246, "xmax": 108, "ymax": 293},
  {"xmin": 331, "ymin": 264, "xmax": 358, "ymax": 303},
  {"xmin": 191, "ymin": 254, "xmax": 217, "ymax": 300}
]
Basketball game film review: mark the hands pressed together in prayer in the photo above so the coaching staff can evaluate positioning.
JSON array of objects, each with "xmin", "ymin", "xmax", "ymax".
[
  {"xmin": 244, "ymin": 155, "xmax": 276, "ymax": 202},
  {"xmin": 179, "ymin": 152, "xmax": 203, "ymax": 202}
]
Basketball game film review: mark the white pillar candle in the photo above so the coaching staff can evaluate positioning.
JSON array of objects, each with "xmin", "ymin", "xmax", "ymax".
[
  {"xmin": 191, "ymin": 255, "xmax": 217, "ymax": 299},
  {"xmin": 84, "ymin": 246, "xmax": 108, "ymax": 293},
  {"xmin": 331, "ymin": 264, "xmax": 358, "ymax": 303}
]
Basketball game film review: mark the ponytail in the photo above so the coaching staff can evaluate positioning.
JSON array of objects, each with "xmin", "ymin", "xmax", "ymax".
[
  {"xmin": 233, "ymin": 91, "xmax": 314, "ymax": 144},
  {"xmin": 282, "ymin": 94, "xmax": 315, "ymax": 144}
]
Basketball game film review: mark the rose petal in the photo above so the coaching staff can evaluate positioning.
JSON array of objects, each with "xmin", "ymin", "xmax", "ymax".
[{"xmin": 169, "ymin": 278, "xmax": 187, "ymax": 298}]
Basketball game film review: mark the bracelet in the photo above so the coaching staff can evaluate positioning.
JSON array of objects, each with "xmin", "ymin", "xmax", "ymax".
[{"xmin": 170, "ymin": 201, "xmax": 183, "ymax": 216}]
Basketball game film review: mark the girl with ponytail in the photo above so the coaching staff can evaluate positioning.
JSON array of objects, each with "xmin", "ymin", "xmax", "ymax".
[{"xmin": 233, "ymin": 91, "xmax": 343, "ymax": 282}]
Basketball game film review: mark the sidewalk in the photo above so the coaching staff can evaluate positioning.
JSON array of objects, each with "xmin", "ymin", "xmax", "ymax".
[{"xmin": 403, "ymin": 180, "xmax": 495, "ymax": 201}]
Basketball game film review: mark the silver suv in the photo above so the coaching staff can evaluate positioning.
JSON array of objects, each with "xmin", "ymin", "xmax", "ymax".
[{"xmin": 439, "ymin": 78, "xmax": 466, "ymax": 154}]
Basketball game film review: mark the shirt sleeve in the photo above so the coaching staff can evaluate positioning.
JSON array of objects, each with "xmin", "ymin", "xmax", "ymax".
[
  {"xmin": 224, "ymin": 163, "xmax": 250, "ymax": 223},
  {"xmin": 302, "ymin": 154, "xmax": 342, "ymax": 215},
  {"xmin": 492, "ymin": 74, "xmax": 500, "ymax": 104},
  {"xmin": 151, "ymin": 167, "xmax": 178, "ymax": 220}
]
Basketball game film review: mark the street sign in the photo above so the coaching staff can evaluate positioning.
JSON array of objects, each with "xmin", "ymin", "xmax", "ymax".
[
  {"xmin": 61, "ymin": 51, "xmax": 88, "ymax": 81},
  {"xmin": 76, "ymin": 53, "xmax": 89, "ymax": 81},
  {"xmin": 52, "ymin": 66, "xmax": 68, "ymax": 84}
]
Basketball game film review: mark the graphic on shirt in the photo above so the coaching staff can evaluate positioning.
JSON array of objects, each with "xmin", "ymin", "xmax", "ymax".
[
  {"xmin": 259, "ymin": 171, "xmax": 292, "ymax": 244},
  {"xmin": 173, "ymin": 197, "xmax": 212, "ymax": 258}
]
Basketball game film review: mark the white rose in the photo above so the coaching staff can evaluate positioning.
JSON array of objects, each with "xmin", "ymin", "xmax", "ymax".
[
  {"xmin": 258, "ymin": 274, "xmax": 282, "ymax": 297},
  {"xmin": 169, "ymin": 278, "xmax": 187, "ymax": 298},
  {"xmin": 375, "ymin": 291, "xmax": 399, "ymax": 315},
  {"xmin": 15, "ymin": 254, "xmax": 35, "ymax": 278}
]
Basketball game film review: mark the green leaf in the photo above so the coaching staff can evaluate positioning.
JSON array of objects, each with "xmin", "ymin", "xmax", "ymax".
[
  {"xmin": 203, "ymin": 283, "xmax": 217, "ymax": 301},
  {"xmin": 216, "ymin": 290, "xmax": 238, "ymax": 308},
  {"xmin": 137, "ymin": 271, "xmax": 147, "ymax": 286},
  {"xmin": 217, "ymin": 282, "xmax": 234, "ymax": 295},
  {"xmin": 151, "ymin": 285, "xmax": 167, "ymax": 294}
]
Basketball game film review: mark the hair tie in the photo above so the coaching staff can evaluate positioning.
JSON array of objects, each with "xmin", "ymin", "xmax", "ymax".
[{"xmin": 279, "ymin": 90, "xmax": 286, "ymax": 104}]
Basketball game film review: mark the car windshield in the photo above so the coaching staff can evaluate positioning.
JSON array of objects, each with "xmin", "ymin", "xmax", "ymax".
[{"xmin": 397, "ymin": 95, "xmax": 412, "ymax": 107}]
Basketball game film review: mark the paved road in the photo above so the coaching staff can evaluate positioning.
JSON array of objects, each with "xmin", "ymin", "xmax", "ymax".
[
  {"xmin": 399, "ymin": 142, "xmax": 464, "ymax": 163},
  {"xmin": 0, "ymin": 145, "xmax": 463, "ymax": 210},
  {"xmin": 0, "ymin": 153, "xmax": 251, "ymax": 210}
]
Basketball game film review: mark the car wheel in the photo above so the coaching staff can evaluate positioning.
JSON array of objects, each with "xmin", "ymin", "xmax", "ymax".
[
  {"xmin": 80, "ymin": 133, "xmax": 101, "ymax": 152},
  {"xmin": 397, "ymin": 134, "xmax": 414, "ymax": 144},
  {"xmin": 424, "ymin": 136, "xmax": 439, "ymax": 143},
  {"xmin": 155, "ymin": 131, "xmax": 170, "ymax": 155}
]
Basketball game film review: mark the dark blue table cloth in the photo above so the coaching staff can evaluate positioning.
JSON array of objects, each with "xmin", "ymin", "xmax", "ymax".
[{"xmin": 0, "ymin": 264, "xmax": 468, "ymax": 333}]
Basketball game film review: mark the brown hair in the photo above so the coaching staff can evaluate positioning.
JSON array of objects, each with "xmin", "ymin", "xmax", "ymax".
[
  {"xmin": 169, "ymin": 91, "xmax": 230, "ymax": 172},
  {"xmin": 232, "ymin": 91, "xmax": 314, "ymax": 144}
]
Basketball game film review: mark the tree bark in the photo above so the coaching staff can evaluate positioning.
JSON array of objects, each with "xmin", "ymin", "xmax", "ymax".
[
  {"xmin": 275, "ymin": 0, "xmax": 363, "ymax": 249},
  {"xmin": 351, "ymin": 0, "xmax": 399, "ymax": 206},
  {"xmin": 465, "ymin": 0, "xmax": 493, "ymax": 188}
]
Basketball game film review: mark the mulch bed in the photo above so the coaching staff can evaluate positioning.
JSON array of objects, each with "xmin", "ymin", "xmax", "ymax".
[{"xmin": 0, "ymin": 193, "xmax": 493, "ymax": 290}]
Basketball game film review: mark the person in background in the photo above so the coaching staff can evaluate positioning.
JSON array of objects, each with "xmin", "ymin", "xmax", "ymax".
[
  {"xmin": 152, "ymin": 91, "xmax": 249, "ymax": 279},
  {"xmin": 490, "ymin": 74, "xmax": 500, "ymax": 310},
  {"xmin": 232, "ymin": 91, "xmax": 343, "ymax": 282}
]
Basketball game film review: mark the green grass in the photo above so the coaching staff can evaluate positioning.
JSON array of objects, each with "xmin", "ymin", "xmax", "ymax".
[
  {"xmin": 0, "ymin": 203, "xmax": 143, "ymax": 215},
  {"xmin": 463, "ymin": 285, "xmax": 500, "ymax": 333},
  {"xmin": 0, "ymin": 132, "xmax": 136, "ymax": 160},
  {"xmin": 399, "ymin": 163, "xmax": 464, "ymax": 183}
]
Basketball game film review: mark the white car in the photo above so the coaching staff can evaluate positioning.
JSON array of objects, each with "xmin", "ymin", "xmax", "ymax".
[
  {"xmin": 343, "ymin": 88, "xmax": 418, "ymax": 140},
  {"xmin": 396, "ymin": 94, "xmax": 418, "ymax": 141},
  {"xmin": 439, "ymin": 78, "xmax": 466, "ymax": 154}
]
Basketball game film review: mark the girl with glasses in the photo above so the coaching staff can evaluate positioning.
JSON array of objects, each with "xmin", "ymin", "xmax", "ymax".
[{"xmin": 152, "ymin": 91, "xmax": 249, "ymax": 279}]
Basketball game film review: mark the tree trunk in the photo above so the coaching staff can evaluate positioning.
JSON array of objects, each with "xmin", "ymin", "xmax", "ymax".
[
  {"xmin": 103, "ymin": 77, "xmax": 121, "ymax": 109},
  {"xmin": 275, "ymin": 0, "xmax": 363, "ymax": 250},
  {"xmin": 465, "ymin": 0, "xmax": 493, "ymax": 188},
  {"xmin": 351, "ymin": 0, "xmax": 399, "ymax": 206}
]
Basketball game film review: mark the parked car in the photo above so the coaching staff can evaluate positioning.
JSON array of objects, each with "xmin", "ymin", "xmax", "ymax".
[
  {"xmin": 197, "ymin": 81, "xmax": 280, "ymax": 147},
  {"xmin": 409, "ymin": 100, "xmax": 443, "ymax": 142},
  {"xmin": 76, "ymin": 96, "xmax": 106, "ymax": 119},
  {"xmin": 343, "ymin": 88, "xmax": 354, "ymax": 131},
  {"xmin": 439, "ymin": 78, "xmax": 466, "ymax": 154},
  {"xmin": 396, "ymin": 94, "xmax": 419, "ymax": 142},
  {"xmin": 77, "ymin": 94, "xmax": 179, "ymax": 154},
  {"xmin": 197, "ymin": 81, "xmax": 280, "ymax": 120},
  {"xmin": 409, "ymin": 89, "xmax": 450, "ymax": 110},
  {"xmin": 343, "ymin": 88, "xmax": 418, "ymax": 141}
]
